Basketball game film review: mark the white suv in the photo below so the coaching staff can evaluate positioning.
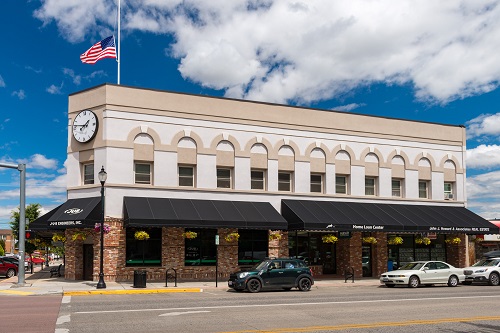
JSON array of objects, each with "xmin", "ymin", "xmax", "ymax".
[{"xmin": 463, "ymin": 257, "xmax": 500, "ymax": 286}]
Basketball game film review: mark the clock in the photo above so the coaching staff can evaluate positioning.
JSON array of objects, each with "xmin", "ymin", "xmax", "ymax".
[{"xmin": 72, "ymin": 110, "xmax": 99, "ymax": 143}]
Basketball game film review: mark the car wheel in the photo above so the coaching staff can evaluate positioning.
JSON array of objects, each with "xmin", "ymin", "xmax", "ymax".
[
  {"xmin": 385, "ymin": 284, "xmax": 395, "ymax": 288},
  {"xmin": 298, "ymin": 278, "xmax": 312, "ymax": 291},
  {"xmin": 6, "ymin": 268, "xmax": 16, "ymax": 278},
  {"xmin": 408, "ymin": 275, "xmax": 420, "ymax": 288},
  {"xmin": 488, "ymin": 273, "xmax": 500, "ymax": 286},
  {"xmin": 247, "ymin": 279, "xmax": 262, "ymax": 293},
  {"xmin": 447, "ymin": 275, "xmax": 459, "ymax": 287},
  {"xmin": 462, "ymin": 281, "xmax": 472, "ymax": 285}
]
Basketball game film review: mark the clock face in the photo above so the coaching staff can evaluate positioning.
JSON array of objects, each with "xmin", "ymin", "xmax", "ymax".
[{"xmin": 73, "ymin": 110, "xmax": 98, "ymax": 143}]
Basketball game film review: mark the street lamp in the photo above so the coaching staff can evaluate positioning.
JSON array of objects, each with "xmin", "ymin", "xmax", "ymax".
[{"xmin": 96, "ymin": 166, "xmax": 107, "ymax": 289}]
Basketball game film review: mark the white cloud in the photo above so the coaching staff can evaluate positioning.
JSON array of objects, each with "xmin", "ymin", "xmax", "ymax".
[
  {"xmin": 467, "ymin": 170, "xmax": 500, "ymax": 219},
  {"xmin": 12, "ymin": 90, "xmax": 26, "ymax": 100},
  {"xmin": 46, "ymin": 82, "xmax": 64, "ymax": 95},
  {"xmin": 63, "ymin": 68, "xmax": 81, "ymax": 85},
  {"xmin": 333, "ymin": 103, "xmax": 366, "ymax": 112},
  {"xmin": 34, "ymin": 1, "xmax": 500, "ymax": 105},
  {"xmin": 466, "ymin": 113, "xmax": 500, "ymax": 139},
  {"xmin": 0, "ymin": 75, "xmax": 5, "ymax": 87},
  {"xmin": 466, "ymin": 145, "xmax": 500, "ymax": 169}
]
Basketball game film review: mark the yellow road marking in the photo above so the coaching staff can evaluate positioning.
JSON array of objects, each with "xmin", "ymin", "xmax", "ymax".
[
  {"xmin": 64, "ymin": 288, "xmax": 203, "ymax": 296},
  {"xmin": 220, "ymin": 316, "xmax": 500, "ymax": 333}
]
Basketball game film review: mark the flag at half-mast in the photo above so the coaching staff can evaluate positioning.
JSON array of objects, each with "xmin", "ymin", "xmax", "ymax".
[{"xmin": 80, "ymin": 36, "xmax": 116, "ymax": 64}]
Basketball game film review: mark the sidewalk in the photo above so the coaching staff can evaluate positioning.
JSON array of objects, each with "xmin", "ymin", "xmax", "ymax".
[{"xmin": 0, "ymin": 262, "xmax": 381, "ymax": 296}]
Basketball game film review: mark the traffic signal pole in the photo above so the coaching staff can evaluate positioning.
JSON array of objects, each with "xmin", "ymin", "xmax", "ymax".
[{"xmin": 0, "ymin": 163, "xmax": 27, "ymax": 285}]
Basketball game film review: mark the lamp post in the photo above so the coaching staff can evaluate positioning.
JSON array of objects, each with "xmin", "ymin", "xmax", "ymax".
[{"xmin": 96, "ymin": 166, "xmax": 107, "ymax": 289}]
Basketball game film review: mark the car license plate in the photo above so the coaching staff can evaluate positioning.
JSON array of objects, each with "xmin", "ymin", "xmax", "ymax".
[
  {"xmin": 228, "ymin": 281, "xmax": 233, "ymax": 286},
  {"xmin": 382, "ymin": 278, "xmax": 389, "ymax": 282}
]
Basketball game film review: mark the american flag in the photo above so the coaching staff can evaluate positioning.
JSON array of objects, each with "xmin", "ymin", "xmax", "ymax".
[{"xmin": 80, "ymin": 36, "xmax": 116, "ymax": 64}]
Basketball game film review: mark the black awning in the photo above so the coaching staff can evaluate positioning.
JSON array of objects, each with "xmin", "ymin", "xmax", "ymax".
[
  {"xmin": 281, "ymin": 200, "xmax": 499, "ymax": 234},
  {"xmin": 30, "ymin": 197, "xmax": 101, "ymax": 230},
  {"xmin": 123, "ymin": 197, "xmax": 287, "ymax": 230}
]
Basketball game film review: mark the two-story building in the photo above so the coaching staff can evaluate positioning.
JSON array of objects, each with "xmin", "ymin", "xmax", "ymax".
[{"xmin": 31, "ymin": 84, "xmax": 498, "ymax": 282}]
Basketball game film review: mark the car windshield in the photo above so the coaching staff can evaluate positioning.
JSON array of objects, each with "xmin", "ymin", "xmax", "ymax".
[
  {"xmin": 253, "ymin": 260, "xmax": 271, "ymax": 270},
  {"xmin": 473, "ymin": 259, "xmax": 500, "ymax": 267},
  {"xmin": 399, "ymin": 262, "xmax": 425, "ymax": 270}
]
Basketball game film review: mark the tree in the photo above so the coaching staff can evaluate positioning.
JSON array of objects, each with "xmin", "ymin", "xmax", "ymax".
[
  {"xmin": 9, "ymin": 203, "xmax": 42, "ymax": 239},
  {"xmin": 0, "ymin": 244, "xmax": 4, "ymax": 256}
]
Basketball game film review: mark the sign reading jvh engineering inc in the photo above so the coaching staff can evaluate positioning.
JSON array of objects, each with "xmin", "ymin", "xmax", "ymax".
[{"xmin": 49, "ymin": 220, "xmax": 84, "ymax": 226}]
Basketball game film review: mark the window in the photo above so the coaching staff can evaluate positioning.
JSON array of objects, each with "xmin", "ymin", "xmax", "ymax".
[
  {"xmin": 251, "ymin": 170, "xmax": 265, "ymax": 190},
  {"xmin": 392, "ymin": 179, "xmax": 402, "ymax": 197},
  {"xmin": 135, "ymin": 163, "xmax": 151, "ymax": 184},
  {"xmin": 336, "ymin": 175, "xmax": 347, "ymax": 194},
  {"xmin": 444, "ymin": 182, "xmax": 453, "ymax": 200},
  {"xmin": 310, "ymin": 174, "xmax": 323, "ymax": 193},
  {"xmin": 179, "ymin": 166, "xmax": 195, "ymax": 187},
  {"xmin": 185, "ymin": 229, "xmax": 217, "ymax": 266},
  {"xmin": 419, "ymin": 181, "xmax": 429, "ymax": 198},
  {"xmin": 125, "ymin": 228, "xmax": 161, "ymax": 266},
  {"xmin": 217, "ymin": 168, "xmax": 232, "ymax": 188},
  {"xmin": 278, "ymin": 172, "xmax": 292, "ymax": 192},
  {"xmin": 238, "ymin": 229, "xmax": 268, "ymax": 265},
  {"xmin": 83, "ymin": 163, "xmax": 94, "ymax": 185},
  {"xmin": 365, "ymin": 177, "xmax": 376, "ymax": 196}
]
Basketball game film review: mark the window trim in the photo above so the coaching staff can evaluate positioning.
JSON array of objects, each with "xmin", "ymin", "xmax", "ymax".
[
  {"xmin": 392, "ymin": 178, "xmax": 402, "ymax": 198},
  {"xmin": 335, "ymin": 175, "xmax": 348, "ymax": 194},
  {"xmin": 216, "ymin": 167, "xmax": 232, "ymax": 189},
  {"xmin": 419, "ymin": 180, "xmax": 429, "ymax": 199},
  {"xmin": 250, "ymin": 169, "xmax": 266, "ymax": 190},
  {"xmin": 83, "ymin": 163, "xmax": 94, "ymax": 185},
  {"xmin": 278, "ymin": 172, "xmax": 293, "ymax": 192},
  {"xmin": 310, "ymin": 173, "xmax": 324, "ymax": 193},
  {"xmin": 365, "ymin": 177, "xmax": 377, "ymax": 196},
  {"xmin": 135, "ymin": 162, "xmax": 152, "ymax": 185},
  {"xmin": 179, "ymin": 165, "xmax": 195, "ymax": 187}
]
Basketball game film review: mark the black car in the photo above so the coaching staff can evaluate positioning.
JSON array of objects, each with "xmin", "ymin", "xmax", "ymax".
[{"xmin": 228, "ymin": 258, "xmax": 314, "ymax": 293}]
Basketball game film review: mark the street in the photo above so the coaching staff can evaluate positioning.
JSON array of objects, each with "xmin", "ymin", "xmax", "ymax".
[{"xmin": 51, "ymin": 284, "xmax": 500, "ymax": 333}]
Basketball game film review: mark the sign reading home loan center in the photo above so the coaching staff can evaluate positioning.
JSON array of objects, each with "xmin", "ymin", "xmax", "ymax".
[{"xmin": 325, "ymin": 223, "xmax": 495, "ymax": 233}]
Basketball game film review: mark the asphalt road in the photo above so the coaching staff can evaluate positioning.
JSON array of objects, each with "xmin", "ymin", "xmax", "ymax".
[{"xmin": 52, "ymin": 284, "xmax": 500, "ymax": 333}]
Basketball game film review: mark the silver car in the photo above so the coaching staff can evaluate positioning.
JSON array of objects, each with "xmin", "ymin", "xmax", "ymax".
[
  {"xmin": 380, "ymin": 261, "xmax": 465, "ymax": 288},
  {"xmin": 463, "ymin": 257, "xmax": 500, "ymax": 286}
]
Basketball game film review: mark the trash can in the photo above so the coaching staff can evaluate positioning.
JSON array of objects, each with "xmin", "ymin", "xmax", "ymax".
[{"xmin": 133, "ymin": 270, "xmax": 147, "ymax": 288}]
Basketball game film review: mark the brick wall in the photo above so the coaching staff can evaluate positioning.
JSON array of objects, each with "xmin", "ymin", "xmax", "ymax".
[{"xmin": 337, "ymin": 232, "xmax": 362, "ymax": 278}]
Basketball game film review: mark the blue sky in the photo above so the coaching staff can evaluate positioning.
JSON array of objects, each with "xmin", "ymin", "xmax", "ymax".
[{"xmin": 2, "ymin": 0, "xmax": 500, "ymax": 228}]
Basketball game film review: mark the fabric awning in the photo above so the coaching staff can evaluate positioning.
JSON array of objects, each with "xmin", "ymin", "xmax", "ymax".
[
  {"xmin": 30, "ymin": 197, "xmax": 101, "ymax": 230},
  {"xmin": 281, "ymin": 200, "xmax": 499, "ymax": 234},
  {"xmin": 124, "ymin": 197, "xmax": 288, "ymax": 230}
]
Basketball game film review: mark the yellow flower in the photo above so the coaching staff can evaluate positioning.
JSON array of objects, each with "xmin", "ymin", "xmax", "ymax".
[
  {"xmin": 182, "ymin": 231, "xmax": 198, "ymax": 239},
  {"xmin": 388, "ymin": 236, "xmax": 403, "ymax": 245},
  {"xmin": 322, "ymin": 234, "xmax": 338, "ymax": 243},
  {"xmin": 134, "ymin": 231, "xmax": 150, "ymax": 241},
  {"xmin": 225, "ymin": 232, "xmax": 240, "ymax": 242}
]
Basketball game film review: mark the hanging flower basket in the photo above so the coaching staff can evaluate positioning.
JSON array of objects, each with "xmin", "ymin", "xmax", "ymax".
[
  {"xmin": 269, "ymin": 232, "xmax": 282, "ymax": 241},
  {"xmin": 182, "ymin": 231, "xmax": 198, "ymax": 239},
  {"xmin": 134, "ymin": 230, "xmax": 150, "ymax": 241},
  {"xmin": 415, "ymin": 237, "xmax": 431, "ymax": 246},
  {"xmin": 52, "ymin": 233, "xmax": 66, "ymax": 243},
  {"xmin": 322, "ymin": 234, "xmax": 338, "ymax": 244},
  {"xmin": 225, "ymin": 232, "xmax": 240, "ymax": 243},
  {"xmin": 474, "ymin": 237, "xmax": 484, "ymax": 243},
  {"xmin": 388, "ymin": 236, "xmax": 403, "ymax": 246},
  {"xmin": 445, "ymin": 237, "xmax": 461, "ymax": 245},
  {"xmin": 71, "ymin": 231, "xmax": 88, "ymax": 241},
  {"xmin": 94, "ymin": 223, "xmax": 111, "ymax": 234},
  {"xmin": 362, "ymin": 237, "xmax": 377, "ymax": 244}
]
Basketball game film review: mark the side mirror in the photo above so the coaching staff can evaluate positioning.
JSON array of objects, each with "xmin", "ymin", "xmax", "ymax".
[{"xmin": 423, "ymin": 267, "xmax": 429, "ymax": 271}]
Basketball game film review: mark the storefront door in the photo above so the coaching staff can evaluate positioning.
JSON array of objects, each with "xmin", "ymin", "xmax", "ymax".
[{"xmin": 83, "ymin": 244, "xmax": 93, "ymax": 281}]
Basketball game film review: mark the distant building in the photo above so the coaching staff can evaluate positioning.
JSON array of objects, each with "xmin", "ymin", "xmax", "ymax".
[
  {"xmin": 31, "ymin": 84, "xmax": 498, "ymax": 282},
  {"xmin": 0, "ymin": 229, "xmax": 15, "ymax": 254}
]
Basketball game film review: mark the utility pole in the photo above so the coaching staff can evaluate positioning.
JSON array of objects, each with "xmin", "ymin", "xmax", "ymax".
[{"xmin": 0, "ymin": 163, "xmax": 27, "ymax": 285}]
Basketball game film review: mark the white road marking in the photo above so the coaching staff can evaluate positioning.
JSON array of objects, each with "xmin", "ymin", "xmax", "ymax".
[
  {"xmin": 55, "ymin": 329, "xmax": 69, "ymax": 333},
  {"xmin": 56, "ymin": 314, "xmax": 71, "ymax": 325},
  {"xmin": 159, "ymin": 310, "xmax": 211, "ymax": 316},
  {"xmin": 75, "ymin": 294, "xmax": 500, "ymax": 315},
  {"xmin": 62, "ymin": 296, "xmax": 71, "ymax": 304}
]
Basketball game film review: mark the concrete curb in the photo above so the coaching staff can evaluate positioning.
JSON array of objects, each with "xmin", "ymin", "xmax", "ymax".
[{"xmin": 64, "ymin": 288, "xmax": 203, "ymax": 296}]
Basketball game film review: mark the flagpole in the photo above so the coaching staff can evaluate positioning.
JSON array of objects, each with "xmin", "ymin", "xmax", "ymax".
[{"xmin": 117, "ymin": 0, "xmax": 121, "ymax": 85}]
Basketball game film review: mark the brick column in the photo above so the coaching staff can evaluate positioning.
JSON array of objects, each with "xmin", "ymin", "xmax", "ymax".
[
  {"xmin": 372, "ymin": 232, "xmax": 388, "ymax": 276},
  {"xmin": 269, "ymin": 231, "xmax": 289, "ymax": 258},
  {"xmin": 446, "ymin": 234, "xmax": 467, "ymax": 268},
  {"xmin": 336, "ymin": 232, "xmax": 362, "ymax": 278}
]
